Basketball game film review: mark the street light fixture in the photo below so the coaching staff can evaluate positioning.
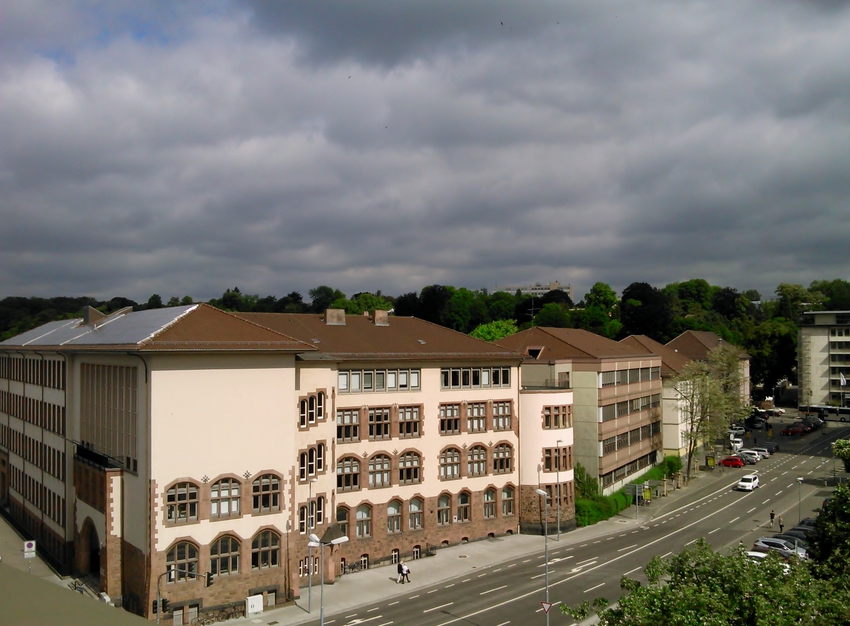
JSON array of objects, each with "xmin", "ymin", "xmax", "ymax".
[
  {"xmin": 797, "ymin": 476, "xmax": 804, "ymax": 524},
  {"xmin": 308, "ymin": 527, "xmax": 349, "ymax": 626},
  {"xmin": 535, "ymin": 488, "xmax": 551, "ymax": 626},
  {"xmin": 307, "ymin": 478, "xmax": 318, "ymax": 613},
  {"xmin": 556, "ymin": 439, "xmax": 563, "ymax": 541}
]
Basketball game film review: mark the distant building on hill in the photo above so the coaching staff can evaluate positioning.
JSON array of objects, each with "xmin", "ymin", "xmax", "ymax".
[{"xmin": 494, "ymin": 281, "xmax": 574, "ymax": 302}]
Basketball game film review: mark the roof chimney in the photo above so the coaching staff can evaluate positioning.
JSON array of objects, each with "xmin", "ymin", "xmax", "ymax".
[
  {"xmin": 325, "ymin": 309, "xmax": 346, "ymax": 326},
  {"xmin": 374, "ymin": 310, "xmax": 389, "ymax": 326}
]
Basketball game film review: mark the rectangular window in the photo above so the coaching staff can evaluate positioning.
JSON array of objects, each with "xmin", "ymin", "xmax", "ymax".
[
  {"xmin": 467, "ymin": 403, "xmax": 486, "ymax": 432},
  {"xmin": 387, "ymin": 371, "xmax": 397, "ymax": 390},
  {"xmin": 398, "ymin": 406, "xmax": 421, "ymax": 438},
  {"xmin": 337, "ymin": 409, "xmax": 360, "ymax": 442},
  {"xmin": 363, "ymin": 371, "xmax": 373, "ymax": 391},
  {"xmin": 350, "ymin": 371, "xmax": 361, "ymax": 392},
  {"xmin": 601, "ymin": 371, "xmax": 616, "ymax": 387},
  {"xmin": 601, "ymin": 404, "xmax": 616, "ymax": 422},
  {"xmin": 368, "ymin": 408, "xmax": 391, "ymax": 440},
  {"xmin": 493, "ymin": 401, "xmax": 511, "ymax": 430},
  {"xmin": 375, "ymin": 371, "xmax": 385, "ymax": 391},
  {"xmin": 399, "ymin": 371, "xmax": 408, "ymax": 389},
  {"xmin": 440, "ymin": 404, "xmax": 460, "ymax": 435}
]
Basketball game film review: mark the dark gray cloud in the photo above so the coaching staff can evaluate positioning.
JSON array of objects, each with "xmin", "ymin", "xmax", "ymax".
[{"xmin": 1, "ymin": 1, "xmax": 849, "ymax": 305}]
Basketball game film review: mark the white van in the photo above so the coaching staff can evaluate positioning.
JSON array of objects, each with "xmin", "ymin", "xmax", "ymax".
[{"xmin": 729, "ymin": 437, "xmax": 743, "ymax": 452}]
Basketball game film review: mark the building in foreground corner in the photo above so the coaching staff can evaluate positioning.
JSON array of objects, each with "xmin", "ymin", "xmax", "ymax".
[{"xmin": 798, "ymin": 310, "xmax": 850, "ymax": 407}]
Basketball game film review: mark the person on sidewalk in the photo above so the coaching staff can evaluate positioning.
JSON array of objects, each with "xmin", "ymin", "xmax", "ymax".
[
  {"xmin": 402, "ymin": 563, "xmax": 411, "ymax": 583},
  {"xmin": 769, "ymin": 510, "xmax": 775, "ymax": 528},
  {"xmin": 778, "ymin": 515, "xmax": 784, "ymax": 533},
  {"xmin": 397, "ymin": 561, "xmax": 405, "ymax": 584}
]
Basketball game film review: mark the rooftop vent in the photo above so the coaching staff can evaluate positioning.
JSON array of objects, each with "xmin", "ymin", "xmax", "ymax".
[
  {"xmin": 374, "ymin": 310, "xmax": 390, "ymax": 326},
  {"xmin": 82, "ymin": 306, "xmax": 106, "ymax": 327},
  {"xmin": 325, "ymin": 309, "xmax": 346, "ymax": 326}
]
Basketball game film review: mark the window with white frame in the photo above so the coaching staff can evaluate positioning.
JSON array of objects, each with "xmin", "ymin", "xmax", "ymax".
[
  {"xmin": 299, "ymin": 392, "xmax": 325, "ymax": 428},
  {"xmin": 210, "ymin": 536, "xmax": 240, "ymax": 576},
  {"xmin": 502, "ymin": 486, "xmax": 514, "ymax": 516},
  {"xmin": 398, "ymin": 405, "xmax": 421, "ymax": 438},
  {"xmin": 369, "ymin": 454, "xmax": 391, "ymax": 488},
  {"xmin": 493, "ymin": 401, "xmax": 511, "ymax": 431},
  {"xmin": 166, "ymin": 482, "xmax": 199, "ymax": 524},
  {"xmin": 493, "ymin": 444, "xmax": 513, "ymax": 473},
  {"xmin": 457, "ymin": 491, "xmax": 471, "ymax": 522},
  {"xmin": 251, "ymin": 530, "xmax": 280, "ymax": 570},
  {"xmin": 437, "ymin": 495, "xmax": 451, "ymax": 525},
  {"xmin": 166, "ymin": 541, "xmax": 198, "ymax": 582},
  {"xmin": 467, "ymin": 403, "xmax": 486, "ymax": 432},
  {"xmin": 210, "ymin": 478, "xmax": 240, "ymax": 519},
  {"xmin": 467, "ymin": 445, "xmax": 487, "ymax": 476},
  {"xmin": 398, "ymin": 452, "xmax": 421, "ymax": 484},
  {"xmin": 356, "ymin": 504, "xmax": 372, "ymax": 537},
  {"xmin": 440, "ymin": 404, "xmax": 460, "ymax": 435},
  {"xmin": 252, "ymin": 474, "xmax": 281, "ymax": 514},
  {"xmin": 483, "ymin": 488, "xmax": 496, "ymax": 518},
  {"xmin": 440, "ymin": 367, "xmax": 510, "ymax": 389},
  {"xmin": 409, "ymin": 498, "xmax": 423, "ymax": 530},
  {"xmin": 337, "ymin": 507, "xmax": 349, "ymax": 536},
  {"xmin": 440, "ymin": 448, "xmax": 461, "ymax": 479},
  {"xmin": 338, "ymin": 369, "xmax": 421, "ymax": 393},
  {"xmin": 368, "ymin": 407, "xmax": 391, "ymax": 440},
  {"xmin": 337, "ymin": 457, "xmax": 360, "ymax": 491},
  {"xmin": 387, "ymin": 500, "xmax": 402, "ymax": 533},
  {"xmin": 337, "ymin": 409, "xmax": 359, "ymax": 442}
]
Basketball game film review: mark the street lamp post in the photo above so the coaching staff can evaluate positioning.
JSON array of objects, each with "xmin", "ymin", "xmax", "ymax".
[
  {"xmin": 556, "ymin": 439, "xmax": 562, "ymax": 541},
  {"xmin": 307, "ymin": 478, "xmax": 318, "ymax": 613},
  {"xmin": 797, "ymin": 476, "xmax": 804, "ymax": 524},
  {"xmin": 535, "ymin": 488, "xmax": 551, "ymax": 626},
  {"xmin": 308, "ymin": 529, "xmax": 349, "ymax": 626}
]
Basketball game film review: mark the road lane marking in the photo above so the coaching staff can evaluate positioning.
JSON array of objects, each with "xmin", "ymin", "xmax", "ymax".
[
  {"xmin": 617, "ymin": 544, "xmax": 638, "ymax": 552},
  {"xmin": 428, "ymin": 589, "xmax": 439, "ymax": 594},
  {"xmin": 624, "ymin": 566, "xmax": 641, "ymax": 575},
  {"xmin": 708, "ymin": 528, "xmax": 720, "ymax": 534},
  {"xmin": 480, "ymin": 585, "xmax": 508, "ymax": 595},
  {"xmin": 445, "ymin": 584, "xmax": 455, "ymax": 588},
  {"xmin": 747, "ymin": 507, "xmax": 756, "ymax": 513},
  {"xmin": 424, "ymin": 602, "xmax": 454, "ymax": 613},
  {"xmin": 686, "ymin": 539, "xmax": 696, "ymax": 545},
  {"xmin": 388, "ymin": 601, "xmax": 399, "ymax": 606},
  {"xmin": 368, "ymin": 606, "xmax": 381, "ymax": 612},
  {"xmin": 585, "ymin": 583, "xmax": 605, "ymax": 593},
  {"xmin": 577, "ymin": 558, "xmax": 597, "ymax": 565},
  {"xmin": 660, "ymin": 552, "xmax": 672, "ymax": 559},
  {"xmin": 762, "ymin": 499, "xmax": 770, "ymax": 504}
]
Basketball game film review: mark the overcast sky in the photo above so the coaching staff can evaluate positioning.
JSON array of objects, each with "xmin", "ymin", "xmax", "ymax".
[{"xmin": 2, "ymin": 1, "xmax": 849, "ymax": 304}]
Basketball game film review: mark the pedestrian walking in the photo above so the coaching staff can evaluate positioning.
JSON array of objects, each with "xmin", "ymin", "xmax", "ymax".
[
  {"xmin": 778, "ymin": 515, "xmax": 784, "ymax": 533},
  {"xmin": 769, "ymin": 510, "xmax": 775, "ymax": 529},
  {"xmin": 402, "ymin": 563, "xmax": 411, "ymax": 583},
  {"xmin": 397, "ymin": 561, "xmax": 405, "ymax": 584}
]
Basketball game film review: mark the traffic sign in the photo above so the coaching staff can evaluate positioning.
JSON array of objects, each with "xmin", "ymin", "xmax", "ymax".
[
  {"xmin": 541, "ymin": 602, "xmax": 553, "ymax": 614},
  {"xmin": 23, "ymin": 540, "xmax": 36, "ymax": 559}
]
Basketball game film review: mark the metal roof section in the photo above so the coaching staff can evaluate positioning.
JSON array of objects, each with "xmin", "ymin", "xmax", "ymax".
[{"xmin": 1, "ymin": 304, "xmax": 314, "ymax": 353}]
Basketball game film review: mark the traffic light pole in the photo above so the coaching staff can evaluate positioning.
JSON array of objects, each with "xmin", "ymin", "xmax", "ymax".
[{"xmin": 156, "ymin": 567, "xmax": 210, "ymax": 624}]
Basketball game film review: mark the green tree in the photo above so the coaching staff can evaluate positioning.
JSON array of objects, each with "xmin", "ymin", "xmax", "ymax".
[
  {"xmin": 584, "ymin": 282, "xmax": 618, "ymax": 312},
  {"xmin": 145, "ymin": 294, "xmax": 164, "ymax": 310},
  {"xmin": 309, "ymin": 286, "xmax": 345, "ymax": 313},
  {"xmin": 487, "ymin": 291, "xmax": 517, "ymax": 321},
  {"xmin": 619, "ymin": 282, "xmax": 673, "ymax": 342},
  {"xmin": 469, "ymin": 319, "xmax": 519, "ymax": 342},
  {"xmin": 533, "ymin": 302, "xmax": 570, "ymax": 328},
  {"xmin": 745, "ymin": 318, "xmax": 798, "ymax": 389},
  {"xmin": 580, "ymin": 540, "xmax": 850, "ymax": 625},
  {"xmin": 831, "ymin": 440, "xmax": 850, "ymax": 473},
  {"xmin": 807, "ymin": 482, "xmax": 850, "ymax": 579},
  {"xmin": 440, "ymin": 288, "xmax": 488, "ymax": 333}
]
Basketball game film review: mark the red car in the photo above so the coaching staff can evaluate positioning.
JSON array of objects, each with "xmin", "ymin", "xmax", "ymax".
[
  {"xmin": 781, "ymin": 426, "xmax": 805, "ymax": 436},
  {"xmin": 719, "ymin": 456, "xmax": 744, "ymax": 468}
]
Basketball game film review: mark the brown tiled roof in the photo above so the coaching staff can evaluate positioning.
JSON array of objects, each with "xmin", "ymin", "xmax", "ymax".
[
  {"xmin": 495, "ymin": 327, "xmax": 647, "ymax": 361},
  {"xmin": 139, "ymin": 304, "xmax": 313, "ymax": 352},
  {"xmin": 237, "ymin": 312, "xmax": 521, "ymax": 362},
  {"xmin": 619, "ymin": 335, "xmax": 691, "ymax": 377},
  {"xmin": 665, "ymin": 330, "xmax": 749, "ymax": 361}
]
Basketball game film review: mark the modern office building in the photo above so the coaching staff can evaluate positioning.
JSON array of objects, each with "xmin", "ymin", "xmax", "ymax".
[{"xmin": 798, "ymin": 310, "xmax": 850, "ymax": 407}]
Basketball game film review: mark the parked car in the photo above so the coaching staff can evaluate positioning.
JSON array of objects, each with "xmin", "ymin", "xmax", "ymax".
[
  {"xmin": 719, "ymin": 456, "xmax": 744, "ymax": 468},
  {"xmin": 761, "ymin": 441, "xmax": 780, "ymax": 453},
  {"xmin": 753, "ymin": 537, "xmax": 808, "ymax": 559},
  {"xmin": 740, "ymin": 449, "xmax": 766, "ymax": 461},
  {"xmin": 799, "ymin": 517, "xmax": 817, "ymax": 529},
  {"xmin": 730, "ymin": 437, "xmax": 744, "ymax": 452},
  {"xmin": 729, "ymin": 426, "xmax": 746, "ymax": 437},
  {"xmin": 795, "ymin": 422, "xmax": 814, "ymax": 433},
  {"xmin": 737, "ymin": 473, "xmax": 760, "ymax": 491},
  {"xmin": 781, "ymin": 425, "xmax": 805, "ymax": 436},
  {"xmin": 778, "ymin": 530, "xmax": 809, "ymax": 545},
  {"xmin": 738, "ymin": 450, "xmax": 760, "ymax": 464},
  {"xmin": 751, "ymin": 447, "xmax": 771, "ymax": 458},
  {"xmin": 746, "ymin": 550, "xmax": 791, "ymax": 573}
]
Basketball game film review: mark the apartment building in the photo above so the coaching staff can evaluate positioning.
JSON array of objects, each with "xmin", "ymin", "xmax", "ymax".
[
  {"xmin": 1, "ymin": 305, "xmax": 539, "ymax": 623},
  {"xmin": 798, "ymin": 310, "xmax": 850, "ymax": 407},
  {"xmin": 666, "ymin": 330, "xmax": 751, "ymax": 402},
  {"xmin": 496, "ymin": 328, "xmax": 662, "ymax": 495}
]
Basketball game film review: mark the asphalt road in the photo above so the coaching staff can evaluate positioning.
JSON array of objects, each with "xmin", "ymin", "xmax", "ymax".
[{"xmin": 300, "ymin": 421, "xmax": 846, "ymax": 626}]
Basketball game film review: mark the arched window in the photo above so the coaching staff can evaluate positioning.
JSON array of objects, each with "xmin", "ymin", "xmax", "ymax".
[
  {"xmin": 399, "ymin": 452, "xmax": 421, "ymax": 484},
  {"xmin": 457, "ymin": 491, "xmax": 471, "ymax": 522},
  {"xmin": 299, "ymin": 506, "xmax": 308, "ymax": 534},
  {"xmin": 166, "ymin": 482, "xmax": 199, "ymax": 523},
  {"xmin": 356, "ymin": 504, "xmax": 372, "ymax": 538},
  {"xmin": 409, "ymin": 498, "xmax": 423, "ymax": 530},
  {"xmin": 439, "ymin": 448, "xmax": 461, "ymax": 479},
  {"xmin": 337, "ymin": 457, "xmax": 361, "ymax": 491},
  {"xmin": 337, "ymin": 506, "xmax": 350, "ymax": 536},
  {"xmin": 483, "ymin": 488, "xmax": 496, "ymax": 519},
  {"xmin": 210, "ymin": 536, "xmax": 240, "ymax": 576},
  {"xmin": 252, "ymin": 474, "xmax": 281, "ymax": 513},
  {"xmin": 369, "ymin": 454, "xmax": 391, "ymax": 488},
  {"xmin": 493, "ymin": 444, "xmax": 513, "ymax": 474},
  {"xmin": 467, "ymin": 445, "xmax": 487, "ymax": 477},
  {"xmin": 437, "ymin": 495, "xmax": 451, "ymax": 525},
  {"xmin": 251, "ymin": 530, "xmax": 280, "ymax": 570},
  {"xmin": 387, "ymin": 500, "xmax": 402, "ymax": 533},
  {"xmin": 211, "ymin": 478, "xmax": 240, "ymax": 519},
  {"xmin": 502, "ymin": 486, "xmax": 515, "ymax": 516},
  {"xmin": 166, "ymin": 541, "xmax": 198, "ymax": 582}
]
